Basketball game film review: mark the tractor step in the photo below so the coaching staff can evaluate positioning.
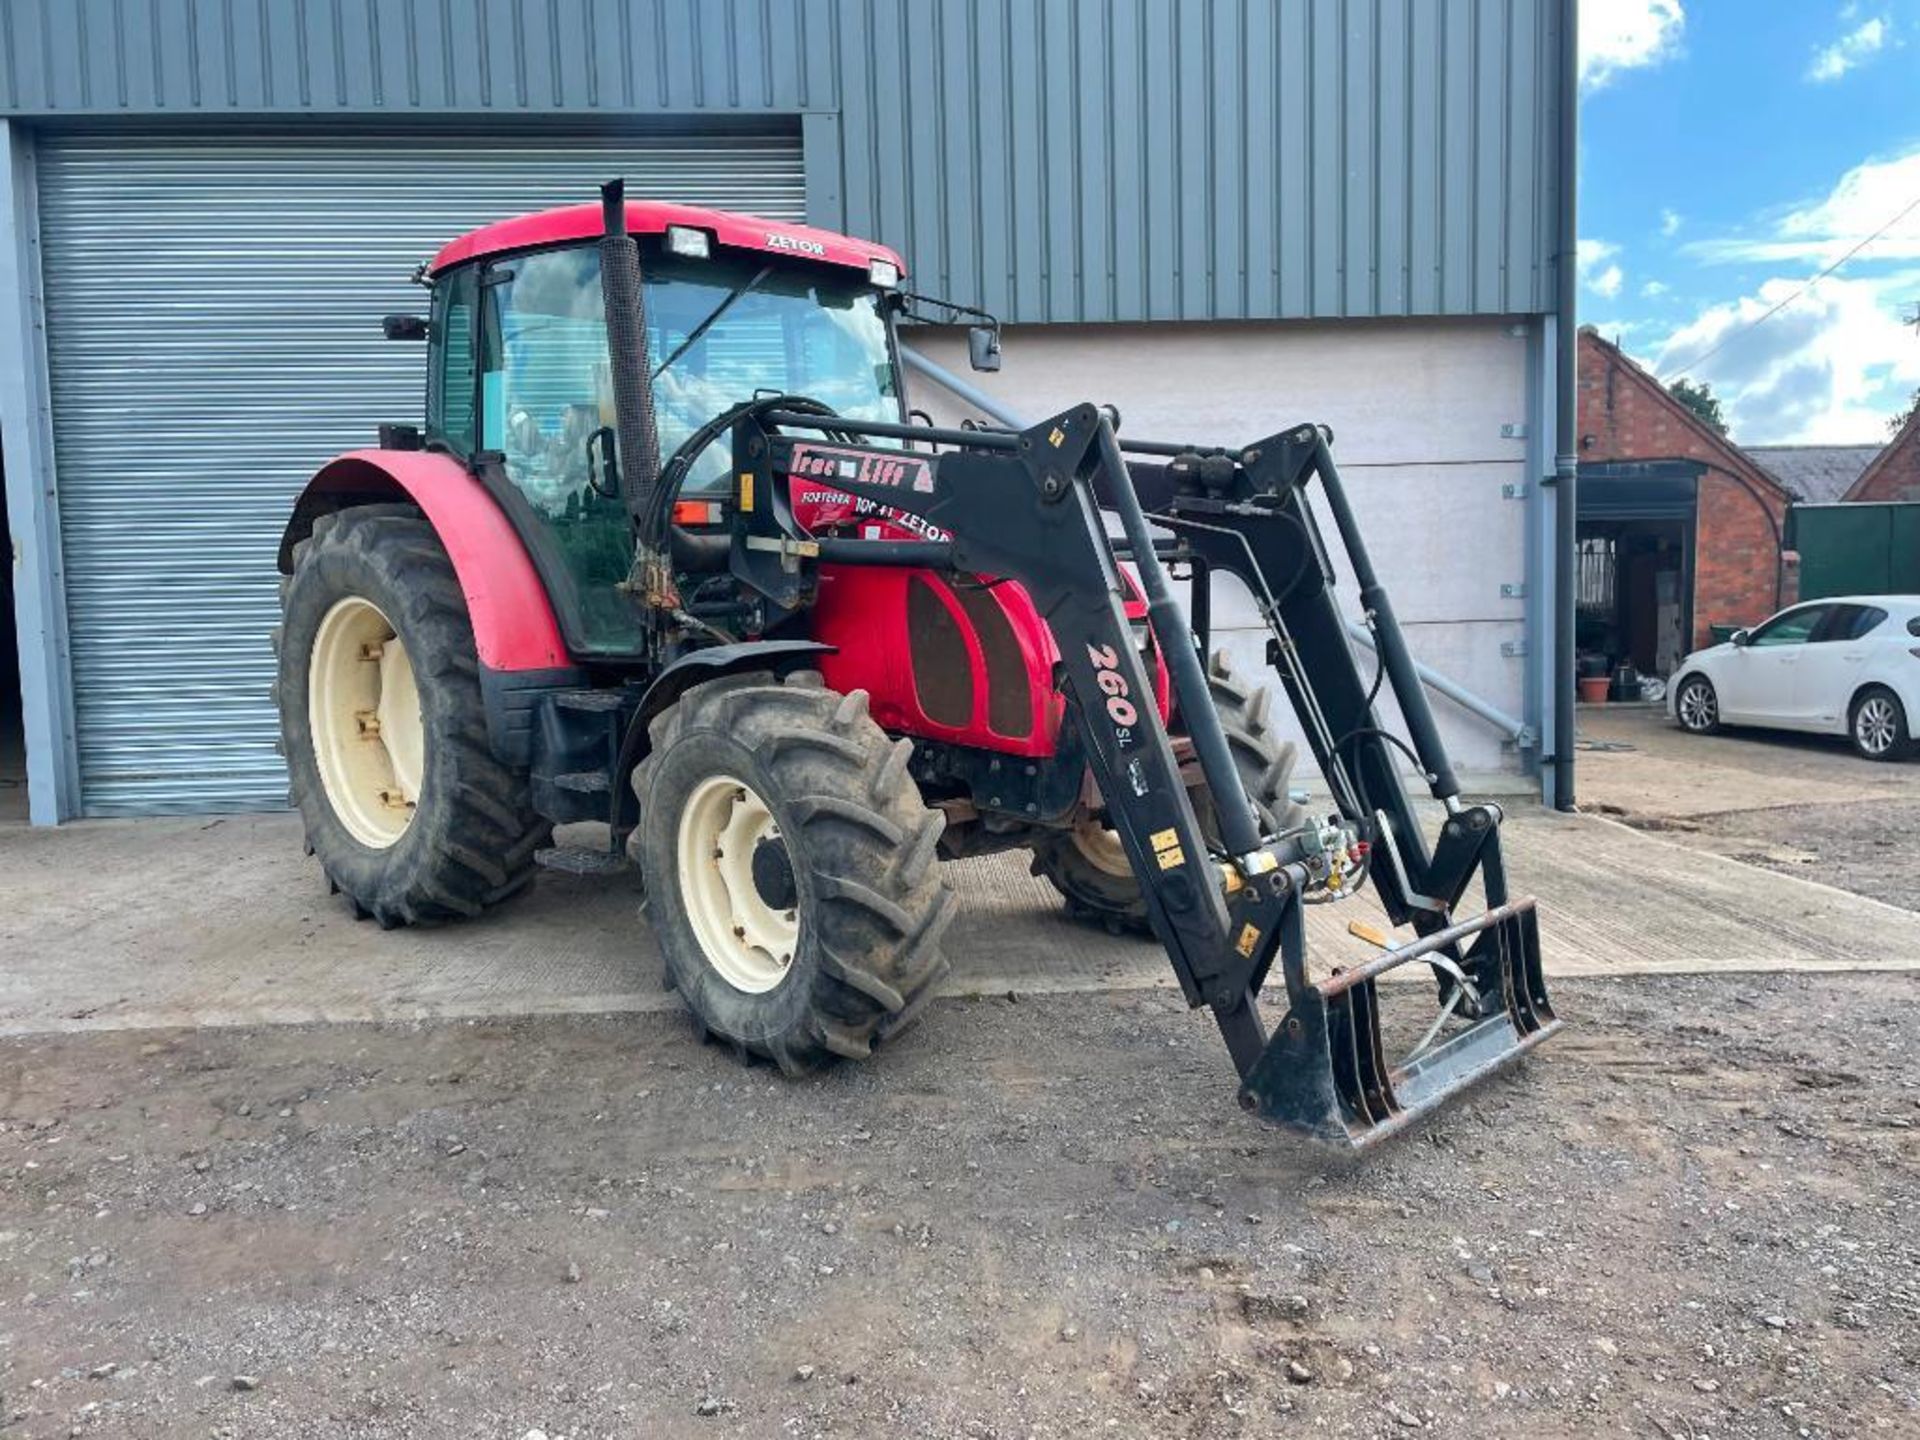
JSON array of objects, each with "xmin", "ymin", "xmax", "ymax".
[
  {"xmin": 534, "ymin": 844, "xmax": 630, "ymax": 876},
  {"xmin": 552, "ymin": 770, "xmax": 611, "ymax": 794},
  {"xmin": 1240, "ymin": 898, "xmax": 1559, "ymax": 1149}
]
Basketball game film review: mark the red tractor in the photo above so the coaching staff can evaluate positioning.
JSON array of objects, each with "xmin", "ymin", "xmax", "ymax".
[{"xmin": 275, "ymin": 182, "xmax": 1557, "ymax": 1148}]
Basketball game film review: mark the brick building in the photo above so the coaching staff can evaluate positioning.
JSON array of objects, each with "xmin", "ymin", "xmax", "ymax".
[
  {"xmin": 1844, "ymin": 410, "xmax": 1920, "ymax": 503},
  {"xmin": 1575, "ymin": 329, "xmax": 1794, "ymax": 673}
]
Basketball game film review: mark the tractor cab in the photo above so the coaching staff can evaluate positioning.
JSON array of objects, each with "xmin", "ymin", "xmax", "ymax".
[{"xmin": 414, "ymin": 203, "xmax": 911, "ymax": 652}]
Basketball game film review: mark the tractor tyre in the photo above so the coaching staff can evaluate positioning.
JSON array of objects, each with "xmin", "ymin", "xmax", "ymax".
[
  {"xmin": 1032, "ymin": 649, "xmax": 1309, "ymax": 933},
  {"xmin": 275, "ymin": 505, "xmax": 551, "ymax": 927},
  {"xmin": 632, "ymin": 672, "xmax": 955, "ymax": 1072}
]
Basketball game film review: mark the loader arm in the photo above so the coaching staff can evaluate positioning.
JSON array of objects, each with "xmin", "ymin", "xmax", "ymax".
[{"xmin": 734, "ymin": 403, "xmax": 1559, "ymax": 1148}]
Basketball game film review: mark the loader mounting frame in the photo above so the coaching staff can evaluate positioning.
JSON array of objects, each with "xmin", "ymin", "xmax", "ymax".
[{"xmin": 732, "ymin": 402, "xmax": 1561, "ymax": 1149}]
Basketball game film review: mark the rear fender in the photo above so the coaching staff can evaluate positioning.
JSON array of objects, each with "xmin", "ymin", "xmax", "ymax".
[{"xmin": 280, "ymin": 450, "xmax": 570, "ymax": 671}]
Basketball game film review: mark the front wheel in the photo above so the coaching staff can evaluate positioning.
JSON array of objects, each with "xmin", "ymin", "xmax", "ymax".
[
  {"xmin": 1674, "ymin": 673, "xmax": 1721, "ymax": 735},
  {"xmin": 632, "ymin": 673, "xmax": 955, "ymax": 1071},
  {"xmin": 1850, "ymin": 686, "xmax": 1914, "ymax": 762}
]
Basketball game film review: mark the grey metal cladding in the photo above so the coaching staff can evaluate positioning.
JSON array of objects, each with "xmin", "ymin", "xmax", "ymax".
[
  {"xmin": 36, "ymin": 129, "xmax": 805, "ymax": 815},
  {"xmin": 0, "ymin": 0, "xmax": 1564, "ymax": 323}
]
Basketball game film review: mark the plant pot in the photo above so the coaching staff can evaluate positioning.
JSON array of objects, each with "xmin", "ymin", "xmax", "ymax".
[{"xmin": 1577, "ymin": 676, "xmax": 1611, "ymax": 704}]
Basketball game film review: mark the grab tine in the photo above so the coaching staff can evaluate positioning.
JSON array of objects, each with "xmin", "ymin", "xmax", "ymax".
[{"xmin": 1240, "ymin": 898, "xmax": 1562, "ymax": 1149}]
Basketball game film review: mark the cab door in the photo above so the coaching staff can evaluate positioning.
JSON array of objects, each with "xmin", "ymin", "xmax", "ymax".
[{"xmin": 1716, "ymin": 604, "xmax": 1831, "ymax": 723}]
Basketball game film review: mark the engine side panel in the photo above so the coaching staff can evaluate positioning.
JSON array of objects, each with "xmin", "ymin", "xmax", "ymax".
[
  {"xmin": 811, "ymin": 563, "xmax": 1066, "ymax": 757},
  {"xmin": 280, "ymin": 450, "xmax": 570, "ymax": 672}
]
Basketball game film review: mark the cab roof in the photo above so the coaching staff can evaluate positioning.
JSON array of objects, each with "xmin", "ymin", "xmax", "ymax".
[{"xmin": 426, "ymin": 200, "xmax": 906, "ymax": 279}]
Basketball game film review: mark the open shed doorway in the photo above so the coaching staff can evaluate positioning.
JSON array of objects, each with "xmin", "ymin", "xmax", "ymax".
[
  {"xmin": 1576, "ymin": 460, "xmax": 1704, "ymax": 686},
  {"xmin": 1576, "ymin": 519, "xmax": 1693, "ymax": 679},
  {"xmin": 0, "ymin": 452, "xmax": 24, "ymax": 822}
]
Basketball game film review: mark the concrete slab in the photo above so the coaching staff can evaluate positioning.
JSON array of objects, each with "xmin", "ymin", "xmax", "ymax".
[{"xmin": 2, "ymin": 802, "xmax": 1916, "ymax": 1037}]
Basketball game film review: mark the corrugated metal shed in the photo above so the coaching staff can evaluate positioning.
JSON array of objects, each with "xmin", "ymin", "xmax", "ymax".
[{"xmin": 0, "ymin": 0, "xmax": 1567, "ymax": 325}]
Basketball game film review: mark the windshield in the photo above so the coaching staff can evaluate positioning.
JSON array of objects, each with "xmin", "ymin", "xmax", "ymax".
[
  {"xmin": 645, "ymin": 252, "xmax": 899, "ymax": 490},
  {"xmin": 475, "ymin": 242, "xmax": 898, "ymax": 652}
]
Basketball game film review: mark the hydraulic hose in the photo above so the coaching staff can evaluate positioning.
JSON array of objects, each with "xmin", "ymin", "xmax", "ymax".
[{"xmin": 1310, "ymin": 433, "xmax": 1460, "ymax": 801}]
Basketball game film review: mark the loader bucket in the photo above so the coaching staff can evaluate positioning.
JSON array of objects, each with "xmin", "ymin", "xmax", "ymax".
[{"xmin": 1238, "ymin": 900, "xmax": 1559, "ymax": 1149}]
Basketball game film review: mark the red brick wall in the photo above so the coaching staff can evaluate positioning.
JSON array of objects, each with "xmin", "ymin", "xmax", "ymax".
[
  {"xmin": 1578, "ymin": 331, "xmax": 1790, "ymax": 649},
  {"xmin": 1693, "ymin": 472, "xmax": 1786, "ymax": 644},
  {"xmin": 1848, "ymin": 418, "xmax": 1920, "ymax": 502}
]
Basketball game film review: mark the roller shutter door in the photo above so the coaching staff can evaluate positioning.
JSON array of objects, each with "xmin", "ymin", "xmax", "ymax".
[{"xmin": 37, "ymin": 129, "xmax": 804, "ymax": 815}]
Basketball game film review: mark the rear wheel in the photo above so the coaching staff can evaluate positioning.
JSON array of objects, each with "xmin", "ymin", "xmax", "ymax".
[
  {"xmin": 633, "ymin": 672, "xmax": 955, "ymax": 1070},
  {"xmin": 275, "ymin": 505, "xmax": 550, "ymax": 926},
  {"xmin": 1674, "ymin": 673, "xmax": 1720, "ymax": 735},
  {"xmin": 1850, "ymin": 685, "xmax": 1914, "ymax": 762},
  {"xmin": 1032, "ymin": 650, "xmax": 1308, "ymax": 933}
]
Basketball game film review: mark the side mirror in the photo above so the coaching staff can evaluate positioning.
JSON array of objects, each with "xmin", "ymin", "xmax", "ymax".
[
  {"xmin": 1730, "ymin": 628, "xmax": 1751, "ymax": 647},
  {"xmin": 382, "ymin": 314, "xmax": 429, "ymax": 341},
  {"xmin": 967, "ymin": 323, "xmax": 1001, "ymax": 373}
]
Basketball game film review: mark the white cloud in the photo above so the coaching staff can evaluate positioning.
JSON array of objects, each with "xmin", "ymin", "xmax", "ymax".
[
  {"xmin": 1660, "ymin": 209, "xmax": 1683, "ymax": 237},
  {"xmin": 1681, "ymin": 145, "xmax": 1920, "ymax": 267},
  {"xmin": 1650, "ymin": 271, "xmax": 1920, "ymax": 442},
  {"xmin": 1578, "ymin": 238, "xmax": 1626, "ymax": 298},
  {"xmin": 1581, "ymin": 0, "xmax": 1686, "ymax": 91},
  {"xmin": 1807, "ymin": 15, "xmax": 1889, "ymax": 82},
  {"xmin": 1654, "ymin": 144, "xmax": 1920, "ymax": 441},
  {"xmin": 1641, "ymin": 279, "xmax": 1671, "ymax": 297},
  {"xmin": 1586, "ymin": 318, "xmax": 1652, "ymax": 342}
]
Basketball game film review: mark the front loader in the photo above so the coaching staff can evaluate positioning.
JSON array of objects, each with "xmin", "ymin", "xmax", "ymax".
[{"xmin": 275, "ymin": 181, "xmax": 1558, "ymax": 1150}]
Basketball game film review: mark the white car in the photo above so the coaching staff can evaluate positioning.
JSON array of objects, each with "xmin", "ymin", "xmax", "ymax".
[{"xmin": 1667, "ymin": 595, "xmax": 1920, "ymax": 761}]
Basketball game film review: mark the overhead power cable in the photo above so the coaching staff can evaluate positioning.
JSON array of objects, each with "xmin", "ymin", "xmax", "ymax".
[{"xmin": 1657, "ymin": 189, "xmax": 1920, "ymax": 382}]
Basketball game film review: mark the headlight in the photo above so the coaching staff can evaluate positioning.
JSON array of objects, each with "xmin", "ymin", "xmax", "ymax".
[
  {"xmin": 868, "ymin": 258, "xmax": 900, "ymax": 288},
  {"xmin": 665, "ymin": 225, "xmax": 711, "ymax": 259}
]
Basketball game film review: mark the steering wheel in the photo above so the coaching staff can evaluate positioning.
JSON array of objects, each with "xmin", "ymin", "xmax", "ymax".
[{"xmin": 645, "ymin": 393, "xmax": 846, "ymax": 546}]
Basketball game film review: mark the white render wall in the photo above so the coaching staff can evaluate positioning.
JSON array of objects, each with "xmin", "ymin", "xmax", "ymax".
[{"xmin": 908, "ymin": 317, "xmax": 1536, "ymax": 789}]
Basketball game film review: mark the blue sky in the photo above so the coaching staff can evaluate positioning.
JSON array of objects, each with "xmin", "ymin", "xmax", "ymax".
[{"xmin": 1581, "ymin": 0, "xmax": 1920, "ymax": 443}]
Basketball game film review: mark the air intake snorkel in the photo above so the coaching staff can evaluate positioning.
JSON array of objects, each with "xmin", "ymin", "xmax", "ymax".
[{"xmin": 597, "ymin": 179, "xmax": 676, "ymax": 626}]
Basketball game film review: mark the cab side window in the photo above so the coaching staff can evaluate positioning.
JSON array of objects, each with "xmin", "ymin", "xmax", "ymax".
[{"xmin": 427, "ymin": 265, "xmax": 479, "ymax": 454}]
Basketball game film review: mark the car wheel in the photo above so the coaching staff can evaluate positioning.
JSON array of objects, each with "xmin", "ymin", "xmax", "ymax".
[
  {"xmin": 1674, "ymin": 674, "xmax": 1720, "ymax": 735},
  {"xmin": 1849, "ymin": 686, "xmax": 1914, "ymax": 762}
]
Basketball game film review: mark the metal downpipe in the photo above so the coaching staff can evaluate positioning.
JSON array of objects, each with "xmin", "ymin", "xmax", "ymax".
[{"xmin": 1551, "ymin": 0, "xmax": 1579, "ymax": 811}]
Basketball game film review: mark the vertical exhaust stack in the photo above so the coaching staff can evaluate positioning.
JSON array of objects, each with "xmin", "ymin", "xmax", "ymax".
[{"xmin": 598, "ymin": 179, "xmax": 663, "ymax": 537}]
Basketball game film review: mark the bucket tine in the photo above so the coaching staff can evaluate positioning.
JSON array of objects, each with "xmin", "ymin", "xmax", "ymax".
[{"xmin": 1240, "ymin": 898, "xmax": 1562, "ymax": 1149}]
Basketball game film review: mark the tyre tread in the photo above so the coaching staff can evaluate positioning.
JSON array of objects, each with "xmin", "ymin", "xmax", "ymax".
[
  {"xmin": 278, "ymin": 509, "xmax": 549, "ymax": 925},
  {"xmin": 636, "ymin": 673, "xmax": 953, "ymax": 1070}
]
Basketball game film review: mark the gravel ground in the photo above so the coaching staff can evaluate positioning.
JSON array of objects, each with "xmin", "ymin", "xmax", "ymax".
[
  {"xmin": 1577, "ymin": 705, "xmax": 1920, "ymax": 914},
  {"xmin": 2, "ymin": 971, "xmax": 1915, "ymax": 1439},
  {"xmin": 1680, "ymin": 798, "xmax": 1920, "ymax": 913}
]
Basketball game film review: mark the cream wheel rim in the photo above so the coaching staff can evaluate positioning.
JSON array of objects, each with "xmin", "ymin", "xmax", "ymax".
[
  {"xmin": 677, "ymin": 773, "xmax": 800, "ymax": 994},
  {"xmin": 1069, "ymin": 813, "xmax": 1134, "ymax": 878},
  {"xmin": 308, "ymin": 596, "xmax": 423, "ymax": 849}
]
